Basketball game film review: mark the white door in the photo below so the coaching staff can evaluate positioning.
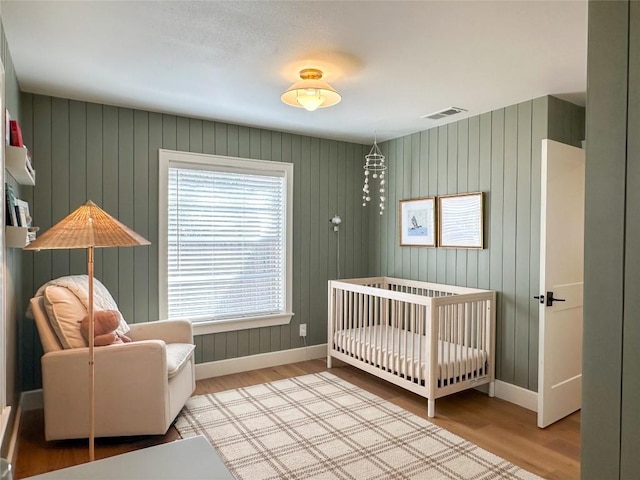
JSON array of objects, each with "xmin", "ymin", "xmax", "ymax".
[{"xmin": 537, "ymin": 139, "xmax": 585, "ymax": 428}]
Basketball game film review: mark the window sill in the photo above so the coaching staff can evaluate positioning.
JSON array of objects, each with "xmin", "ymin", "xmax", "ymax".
[{"xmin": 192, "ymin": 312, "xmax": 294, "ymax": 335}]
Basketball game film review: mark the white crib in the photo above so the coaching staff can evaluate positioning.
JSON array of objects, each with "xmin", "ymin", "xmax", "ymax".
[{"xmin": 327, "ymin": 277, "xmax": 496, "ymax": 417}]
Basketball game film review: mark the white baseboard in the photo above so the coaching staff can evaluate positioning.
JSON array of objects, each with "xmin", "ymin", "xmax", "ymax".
[
  {"xmin": 494, "ymin": 380, "xmax": 538, "ymax": 412},
  {"xmin": 195, "ymin": 344, "xmax": 327, "ymax": 380}
]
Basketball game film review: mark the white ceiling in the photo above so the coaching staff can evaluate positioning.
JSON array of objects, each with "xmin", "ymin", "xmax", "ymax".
[{"xmin": 0, "ymin": 0, "xmax": 587, "ymax": 144}]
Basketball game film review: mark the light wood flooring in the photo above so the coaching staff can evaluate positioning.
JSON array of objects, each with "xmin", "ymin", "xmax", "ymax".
[{"xmin": 15, "ymin": 359, "xmax": 580, "ymax": 479}]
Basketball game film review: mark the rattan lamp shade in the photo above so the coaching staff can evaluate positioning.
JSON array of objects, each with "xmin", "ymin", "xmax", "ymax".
[{"xmin": 24, "ymin": 200, "xmax": 150, "ymax": 250}]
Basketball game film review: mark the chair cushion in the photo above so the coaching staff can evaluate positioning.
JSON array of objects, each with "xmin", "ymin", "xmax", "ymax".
[
  {"xmin": 43, "ymin": 286, "xmax": 88, "ymax": 349},
  {"xmin": 43, "ymin": 284, "xmax": 130, "ymax": 349},
  {"xmin": 166, "ymin": 343, "xmax": 195, "ymax": 378}
]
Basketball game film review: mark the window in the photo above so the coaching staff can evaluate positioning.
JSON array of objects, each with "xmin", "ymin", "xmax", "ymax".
[{"xmin": 159, "ymin": 150, "xmax": 293, "ymax": 334}]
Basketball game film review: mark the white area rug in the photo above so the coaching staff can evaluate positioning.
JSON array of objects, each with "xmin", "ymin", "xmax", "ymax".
[{"xmin": 175, "ymin": 372, "xmax": 542, "ymax": 480}]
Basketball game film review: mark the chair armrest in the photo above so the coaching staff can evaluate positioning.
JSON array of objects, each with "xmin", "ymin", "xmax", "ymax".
[
  {"xmin": 127, "ymin": 319, "xmax": 193, "ymax": 344},
  {"xmin": 42, "ymin": 340, "xmax": 167, "ymax": 375}
]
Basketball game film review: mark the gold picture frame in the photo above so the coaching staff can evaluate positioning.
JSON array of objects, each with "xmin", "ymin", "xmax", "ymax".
[
  {"xmin": 399, "ymin": 197, "xmax": 436, "ymax": 247},
  {"xmin": 437, "ymin": 192, "xmax": 484, "ymax": 249}
]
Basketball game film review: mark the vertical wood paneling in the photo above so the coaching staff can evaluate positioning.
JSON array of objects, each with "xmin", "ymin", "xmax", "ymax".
[
  {"xmin": 446, "ymin": 123, "xmax": 458, "ymax": 285},
  {"xmin": 489, "ymin": 109, "xmax": 505, "ymax": 379},
  {"xmin": 436, "ymin": 127, "xmax": 448, "ymax": 283},
  {"xmin": 290, "ymin": 134, "xmax": 302, "ymax": 349},
  {"xmin": 280, "ymin": 133, "xmax": 293, "ymax": 352},
  {"xmin": 370, "ymin": 97, "xmax": 582, "ymax": 391},
  {"xmin": 402, "ymin": 136, "xmax": 412, "ymax": 278},
  {"xmin": 528, "ymin": 97, "xmax": 547, "ymax": 390},
  {"xmin": 501, "ymin": 105, "xmax": 518, "ymax": 383},
  {"xmin": 32, "ymin": 96, "xmax": 53, "ymax": 290},
  {"xmin": 308, "ymin": 137, "xmax": 320, "ymax": 345},
  {"xmin": 189, "ymin": 119, "xmax": 203, "ymax": 154},
  {"xmin": 21, "ymin": 94, "xmax": 369, "ymax": 386},
  {"xmin": 50, "ymin": 98, "xmax": 70, "ymax": 279},
  {"xmin": 386, "ymin": 139, "xmax": 396, "ymax": 276},
  {"xmin": 418, "ymin": 131, "xmax": 429, "ymax": 281},
  {"xmin": 259, "ymin": 327, "xmax": 270, "ymax": 354},
  {"xmin": 622, "ymin": 4, "xmax": 640, "ymax": 477},
  {"xmin": 176, "ymin": 117, "xmax": 189, "ymax": 152},
  {"xmin": 147, "ymin": 113, "xmax": 162, "ymax": 321},
  {"xmin": 456, "ymin": 120, "xmax": 468, "ymax": 286},
  {"xmin": 298, "ymin": 136, "xmax": 311, "ymax": 347},
  {"xmin": 203, "ymin": 120, "xmax": 215, "ymax": 155},
  {"xmin": 477, "ymin": 112, "xmax": 492, "ymax": 290},
  {"xmin": 20, "ymin": 91, "xmax": 581, "ymax": 393},
  {"xmin": 133, "ymin": 111, "xmax": 149, "ymax": 324},
  {"xmin": 345, "ymin": 141, "xmax": 355, "ymax": 279},
  {"xmin": 318, "ymin": 140, "xmax": 329, "ymax": 290},
  {"xmin": 214, "ymin": 122, "xmax": 227, "ymax": 155},
  {"xmin": 548, "ymin": 96, "xmax": 585, "ymax": 148},
  {"xmin": 117, "ymin": 109, "xmax": 135, "ymax": 322},
  {"xmin": 514, "ymin": 102, "xmax": 532, "ymax": 386},
  {"xmin": 214, "ymin": 334, "xmax": 226, "ymax": 361},
  {"xmin": 377, "ymin": 142, "xmax": 388, "ymax": 275},
  {"xmin": 394, "ymin": 138, "xmax": 403, "ymax": 276},
  {"xmin": 101, "ymin": 107, "xmax": 119, "ymax": 298},
  {"xmin": 467, "ymin": 116, "xmax": 480, "ymax": 288},
  {"xmin": 427, "ymin": 129, "xmax": 438, "ymax": 282},
  {"xmin": 227, "ymin": 124, "xmax": 239, "ymax": 157},
  {"xmin": 583, "ymin": 2, "xmax": 631, "ymax": 478},
  {"xmin": 69, "ymin": 101, "xmax": 87, "ymax": 274}
]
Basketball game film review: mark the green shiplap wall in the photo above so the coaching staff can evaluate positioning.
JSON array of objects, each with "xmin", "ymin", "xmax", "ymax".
[
  {"xmin": 17, "ymin": 91, "xmax": 583, "ymax": 393},
  {"xmin": 368, "ymin": 96, "xmax": 584, "ymax": 391},
  {"xmin": 19, "ymin": 93, "xmax": 369, "ymax": 390},
  {"xmin": 582, "ymin": 1, "xmax": 640, "ymax": 478}
]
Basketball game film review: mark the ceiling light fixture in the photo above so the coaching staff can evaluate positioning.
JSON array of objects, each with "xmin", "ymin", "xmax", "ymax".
[{"xmin": 281, "ymin": 68, "xmax": 341, "ymax": 111}]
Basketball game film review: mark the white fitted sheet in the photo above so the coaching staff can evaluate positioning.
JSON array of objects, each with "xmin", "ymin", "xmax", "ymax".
[{"xmin": 334, "ymin": 325, "xmax": 488, "ymax": 383}]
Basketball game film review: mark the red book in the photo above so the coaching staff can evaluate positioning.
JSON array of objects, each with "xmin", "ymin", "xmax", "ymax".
[{"xmin": 9, "ymin": 120, "xmax": 23, "ymax": 147}]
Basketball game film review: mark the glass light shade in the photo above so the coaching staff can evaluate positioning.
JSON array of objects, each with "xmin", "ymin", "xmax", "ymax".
[
  {"xmin": 281, "ymin": 69, "xmax": 341, "ymax": 111},
  {"xmin": 296, "ymin": 90, "xmax": 326, "ymax": 111}
]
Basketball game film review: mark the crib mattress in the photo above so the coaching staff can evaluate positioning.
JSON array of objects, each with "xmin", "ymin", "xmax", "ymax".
[{"xmin": 333, "ymin": 325, "xmax": 489, "ymax": 383}]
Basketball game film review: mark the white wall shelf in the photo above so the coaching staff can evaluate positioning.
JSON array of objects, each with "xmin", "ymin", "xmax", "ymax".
[
  {"xmin": 5, "ymin": 145, "xmax": 35, "ymax": 185},
  {"xmin": 5, "ymin": 226, "xmax": 34, "ymax": 248}
]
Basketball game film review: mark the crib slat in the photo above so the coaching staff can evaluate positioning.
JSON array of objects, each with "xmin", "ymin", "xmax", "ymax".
[{"xmin": 403, "ymin": 302, "xmax": 409, "ymax": 379}]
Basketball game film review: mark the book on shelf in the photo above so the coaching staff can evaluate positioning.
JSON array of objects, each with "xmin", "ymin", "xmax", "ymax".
[
  {"xmin": 5, "ymin": 183, "xmax": 18, "ymax": 226},
  {"xmin": 9, "ymin": 119, "xmax": 24, "ymax": 147},
  {"xmin": 15, "ymin": 198, "xmax": 30, "ymax": 227}
]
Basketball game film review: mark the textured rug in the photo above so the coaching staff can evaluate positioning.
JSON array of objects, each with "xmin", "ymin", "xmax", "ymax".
[{"xmin": 175, "ymin": 372, "xmax": 542, "ymax": 480}]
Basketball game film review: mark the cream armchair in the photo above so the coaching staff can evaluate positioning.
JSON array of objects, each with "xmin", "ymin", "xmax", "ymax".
[{"xmin": 30, "ymin": 287, "xmax": 196, "ymax": 441}]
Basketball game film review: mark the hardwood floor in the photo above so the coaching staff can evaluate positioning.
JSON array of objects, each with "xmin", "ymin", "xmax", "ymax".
[{"xmin": 15, "ymin": 359, "xmax": 580, "ymax": 479}]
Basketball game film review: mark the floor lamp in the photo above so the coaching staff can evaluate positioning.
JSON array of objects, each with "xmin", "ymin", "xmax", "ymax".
[{"xmin": 24, "ymin": 200, "xmax": 150, "ymax": 461}]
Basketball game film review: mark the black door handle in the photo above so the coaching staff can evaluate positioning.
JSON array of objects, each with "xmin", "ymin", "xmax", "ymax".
[
  {"xmin": 545, "ymin": 291, "xmax": 565, "ymax": 307},
  {"xmin": 534, "ymin": 292, "xmax": 566, "ymax": 306}
]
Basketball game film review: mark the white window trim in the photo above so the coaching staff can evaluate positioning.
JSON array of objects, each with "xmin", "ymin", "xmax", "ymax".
[{"xmin": 158, "ymin": 149, "xmax": 294, "ymax": 335}]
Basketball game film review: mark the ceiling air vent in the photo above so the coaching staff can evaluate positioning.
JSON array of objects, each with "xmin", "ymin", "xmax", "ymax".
[{"xmin": 421, "ymin": 106, "xmax": 467, "ymax": 120}]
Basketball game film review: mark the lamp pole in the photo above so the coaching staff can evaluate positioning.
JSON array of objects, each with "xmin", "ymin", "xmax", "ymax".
[{"xmin": 88, "ymin": 245, "xmax": 95, "ymax": 462}]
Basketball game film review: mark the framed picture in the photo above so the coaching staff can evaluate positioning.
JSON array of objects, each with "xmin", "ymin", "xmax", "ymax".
[
  {"xmin": 399, "ymin": 197, "xmax": 436, "ymax": 247},
  {"xmin": 438, "ymin": 192, "xmax": 484, "ymax": 249}
]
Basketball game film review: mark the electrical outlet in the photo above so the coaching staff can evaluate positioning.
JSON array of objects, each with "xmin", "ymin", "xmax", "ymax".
[{"xmin": 299, "ymin": 323, "xmax": 307, "ymax": 337}]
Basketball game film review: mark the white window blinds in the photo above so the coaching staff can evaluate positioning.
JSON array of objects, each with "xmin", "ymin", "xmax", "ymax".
[{"xmin": 167, "ymin": 165, "xmax": 287, "ymax": 322}]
